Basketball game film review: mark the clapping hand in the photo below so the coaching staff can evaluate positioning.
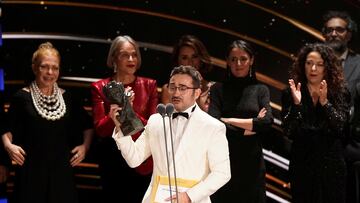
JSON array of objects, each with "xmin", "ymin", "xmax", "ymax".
[
  {"xmin": 289, "ymin": 79, "xmax": 301, "ymax": 105},
  {"xmin": 319, "ymin": 80, "xmax": 328, "ymax": 106}
]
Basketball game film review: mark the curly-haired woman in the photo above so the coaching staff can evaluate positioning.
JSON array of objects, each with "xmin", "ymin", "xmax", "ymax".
[{"xmin": 281, "ymin": 43, "xmax": 350, "ymax": 203}]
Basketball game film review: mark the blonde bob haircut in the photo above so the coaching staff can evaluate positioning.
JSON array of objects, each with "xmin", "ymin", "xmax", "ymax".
[{"xmin": 106, "ymin": 35, "xmax": 142, "ymax": 70}]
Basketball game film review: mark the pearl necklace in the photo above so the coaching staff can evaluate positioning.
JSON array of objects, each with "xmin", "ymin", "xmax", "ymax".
[{"xmin": 30, "ymin": 81, "xmax": 66, "ymax": 121}]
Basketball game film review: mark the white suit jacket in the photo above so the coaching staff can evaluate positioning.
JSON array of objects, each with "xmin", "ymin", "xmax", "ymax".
[{"xmin": 112, "ymin": 104, "xmax": 231, "ymax": 203}]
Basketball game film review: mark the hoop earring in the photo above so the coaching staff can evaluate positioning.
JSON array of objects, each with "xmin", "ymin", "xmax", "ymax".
[{"xmin": 249, "ymin": 66, "xmax": 252, "ymax": 77}]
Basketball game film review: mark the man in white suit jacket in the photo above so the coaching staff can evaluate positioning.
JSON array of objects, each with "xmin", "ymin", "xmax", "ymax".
[{"xmin": 109, "ymin": 65, "xmax": 231, "ymax": 203}]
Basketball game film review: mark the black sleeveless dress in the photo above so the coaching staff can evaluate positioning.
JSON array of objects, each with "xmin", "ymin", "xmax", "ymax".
[{"xmin": 8, "ymin": 89, "xmax": 92, "ymax": 203}]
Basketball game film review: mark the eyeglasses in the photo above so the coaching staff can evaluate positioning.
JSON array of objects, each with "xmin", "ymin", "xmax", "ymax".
[
  {"xmin": 168, "ymin": 84, "xmax": 198, "ymax": 94},
  {"xmin": 323, "ymin": 26, "xmax": 347, "ymax": 34}
]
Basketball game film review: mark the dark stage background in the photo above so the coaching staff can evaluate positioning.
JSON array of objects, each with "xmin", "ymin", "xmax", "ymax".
[{"xmin": 0, "ymin": 1, "xmax": 359, "ymax": 202}]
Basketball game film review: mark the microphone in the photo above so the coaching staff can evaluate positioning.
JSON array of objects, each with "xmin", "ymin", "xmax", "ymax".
[
  {"xmin": 165, "ymin": 103, "xmax": 175, "ymax": 117},
  {"xmin": 157, "ymin": 103, "xmax": 173, "ymax": 200},
  {"xmin": 156, "ymin": 103, "xmax": 166, "ymax": 117},
  {"xmin": 165, "ymin": 103, "xmax": 179, "ymax": 203}
]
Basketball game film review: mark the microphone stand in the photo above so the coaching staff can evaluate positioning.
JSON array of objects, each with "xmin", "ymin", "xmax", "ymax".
[
  {"xmin": 166, "ymin": 103, "xmax": 179, "ymax": 203},
  {"xmin": 156, "ymin": 104, "xmax": 173, "ymax": 201}
]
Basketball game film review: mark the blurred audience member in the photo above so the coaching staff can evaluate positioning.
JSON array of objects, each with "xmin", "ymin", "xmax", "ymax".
[
  {"xmin": 322, "ymin": 10, "xmax": 359, "ymax": 99},
  {"xmin": 162, "ymin": 35, "xmax": 216, "ymax": 112}
]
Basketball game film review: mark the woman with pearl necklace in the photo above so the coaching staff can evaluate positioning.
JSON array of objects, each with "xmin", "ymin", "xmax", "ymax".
[{"xmin": 1, "ymin": 42, "xmax": 93, "ymax": 203}]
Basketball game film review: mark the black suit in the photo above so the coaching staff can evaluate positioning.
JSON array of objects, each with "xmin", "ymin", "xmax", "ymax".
[
  {"xmin": 344, "ymin": 51, "xmax": 360, "ymax": 160},
  {"xmin": 344, "ymin": 51, "xmax": 360, "ymax": 104},
  {"xmin": 344, "ymin": 52, "xmax": 360, "ymax": 203}
]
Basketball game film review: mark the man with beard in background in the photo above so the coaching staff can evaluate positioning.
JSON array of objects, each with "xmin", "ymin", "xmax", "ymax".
[
  {"xmin": 322, "ymin": 10, "xmax": 359, "ymax": 97},
  {"xmin": 322, "ymin": 10, "xmax": 360, "ymax": 203}
]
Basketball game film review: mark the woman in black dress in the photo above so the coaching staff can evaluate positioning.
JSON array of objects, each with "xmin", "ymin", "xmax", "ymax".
[
  {"xmin": 1, "ymin": 42, "xmax": 93, "ymax": 203},
  {"xmin": 281, "ymin": 43, "xmax": 350, "ymax": 203},
  {"xmin": 209, "ymin": 40, "xmax": 273, "ymax": 203}
]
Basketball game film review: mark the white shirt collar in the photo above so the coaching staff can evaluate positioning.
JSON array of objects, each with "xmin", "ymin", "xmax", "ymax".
[{"xmin": 340, "ymin": 49, "xmax": 348, "ymax": 61}]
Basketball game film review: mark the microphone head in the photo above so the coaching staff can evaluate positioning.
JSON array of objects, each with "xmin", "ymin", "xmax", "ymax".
[
  {"xmin": 156, "ymin": 103, "xmax": 166, "ymax": 117},
  {"xmin": 165, "ymin": 103, "xmax": 175, "ymax": 116}
]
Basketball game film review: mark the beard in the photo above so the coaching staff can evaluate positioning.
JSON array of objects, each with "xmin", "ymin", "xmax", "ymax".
[{"xmin": 325, "ymin": 39, "xmax": 347, "ymax": 54}]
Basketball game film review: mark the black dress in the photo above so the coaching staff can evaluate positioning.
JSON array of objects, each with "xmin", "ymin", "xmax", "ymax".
[
  {"xmin": 209, "ymin": 76, "xmax": 273, "ymax": 203},
  {"xmin": 281, "ymin": 86, "xmax": 350, "ymax": 203},
  {"xmin": 7, "ymin": 89, "xmax": 92, "ymax": 203}
]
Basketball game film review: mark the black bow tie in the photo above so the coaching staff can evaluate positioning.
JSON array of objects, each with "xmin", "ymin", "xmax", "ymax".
[{"xmin": 172, "ymin": 112, "xmax": 189, "ymax": 119}]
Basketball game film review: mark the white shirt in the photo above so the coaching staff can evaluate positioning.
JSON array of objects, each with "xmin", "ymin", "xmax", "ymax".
[{"xmin": 171, "ymin": 104, "xmax": 196, "ymax": 153}]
